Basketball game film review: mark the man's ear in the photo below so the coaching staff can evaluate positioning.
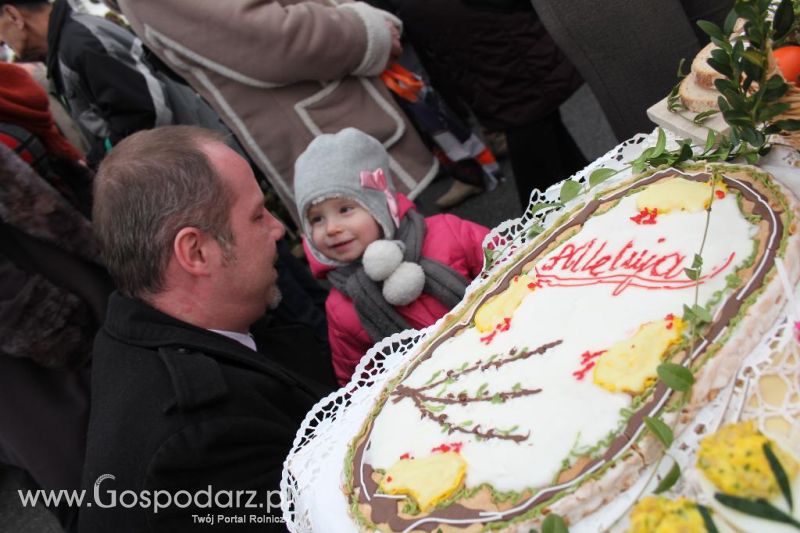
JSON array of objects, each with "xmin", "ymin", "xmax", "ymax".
[
  {"xmin": 173, "ymin": 227, "xmax": 216, "ymax": 276},
  {"xmin": 2, "ymin": 5, "xmax": 23, "ymax": 27}
]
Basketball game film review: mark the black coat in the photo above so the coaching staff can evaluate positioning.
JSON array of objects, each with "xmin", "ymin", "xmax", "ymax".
[
  {"xmin": 390, "ymin": 0, "xmax": 583, "ymax": 131},
  {"xmin": 79, "ymin": 293, "xmax": 333, "ymax": 532}
]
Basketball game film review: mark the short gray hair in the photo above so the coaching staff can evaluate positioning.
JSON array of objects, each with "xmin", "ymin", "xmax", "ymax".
[{"xmin": 93, "ymin": 126, "xmax": 234, "ymax": 299}]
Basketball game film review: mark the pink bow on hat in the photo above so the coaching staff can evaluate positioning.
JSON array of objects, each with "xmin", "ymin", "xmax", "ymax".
[{"xmin": 360, "ymin": 168, "xmax": 400, "ymax": 227}]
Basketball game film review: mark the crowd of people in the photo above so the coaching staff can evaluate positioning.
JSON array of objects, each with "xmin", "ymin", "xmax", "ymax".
[{"xmin": 0, "ymin": 0, "xmax": 726, "ymax": 531}]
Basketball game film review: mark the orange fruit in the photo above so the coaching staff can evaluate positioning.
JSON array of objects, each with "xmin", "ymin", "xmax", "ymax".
[{"xmin": 774, "ymin": 45, "xmax": 800, "ymax": 87}]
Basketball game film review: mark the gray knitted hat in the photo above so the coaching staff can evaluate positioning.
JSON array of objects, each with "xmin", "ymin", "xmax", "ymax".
[{"xmin": 294, "ymin": 128, "xmax": 399, "ymax": 266}]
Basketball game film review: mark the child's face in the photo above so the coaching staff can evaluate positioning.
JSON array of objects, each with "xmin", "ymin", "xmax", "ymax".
[{"xmin": 308, "ymin": 197, "xmax": 382, "ymax": 263}]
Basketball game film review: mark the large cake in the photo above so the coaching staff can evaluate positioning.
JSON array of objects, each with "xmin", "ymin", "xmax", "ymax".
[{"xmin": 344, "ymin": 163, "xmax": 800, "ymax": 532}]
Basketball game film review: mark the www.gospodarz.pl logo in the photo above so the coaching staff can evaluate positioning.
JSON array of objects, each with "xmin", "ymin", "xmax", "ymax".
[{"xmin": 18, "ymin": 473, "xmax": 285, "ymax": 524}]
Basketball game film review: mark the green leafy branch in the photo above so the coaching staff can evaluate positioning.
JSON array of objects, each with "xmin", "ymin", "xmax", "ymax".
[{"xmin": 699, "ymin": 0, "xmax": 800, "ymax": 152}]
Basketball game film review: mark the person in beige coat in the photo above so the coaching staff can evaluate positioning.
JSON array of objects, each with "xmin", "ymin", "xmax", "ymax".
[{"xmin": 113, "ymin": 0, "xmax": 439, "ymax": 223}]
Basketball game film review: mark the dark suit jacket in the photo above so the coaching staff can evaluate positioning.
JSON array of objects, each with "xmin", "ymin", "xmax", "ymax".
[{"xmin": 79, "ymin": 292, "xmax": 332, "ymax": 532}]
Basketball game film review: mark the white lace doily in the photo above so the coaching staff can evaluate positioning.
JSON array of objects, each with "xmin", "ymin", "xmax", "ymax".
[{"xmin": 280, "ymin": 130, "xmax": 800, "ymax": 532}]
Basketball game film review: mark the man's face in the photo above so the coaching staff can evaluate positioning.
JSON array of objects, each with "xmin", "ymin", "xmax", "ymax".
[
  {"xmin": 205, "ymin": 142, "xmax": 285, "ymax": 326},
  {"xmin": 0, "ymin": 5, "xmax": 44, "ymax": 61}
]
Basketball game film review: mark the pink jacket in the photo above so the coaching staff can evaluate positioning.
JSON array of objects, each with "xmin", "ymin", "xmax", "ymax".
[{"xmin": 306, "ymin": 195, "xmax": 489, "ymax": 385}]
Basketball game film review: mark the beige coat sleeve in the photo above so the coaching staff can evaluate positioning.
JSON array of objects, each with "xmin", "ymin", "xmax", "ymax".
[{"xmin": 121, "ymin": 0, "xmax": 398, "ymax": 86}]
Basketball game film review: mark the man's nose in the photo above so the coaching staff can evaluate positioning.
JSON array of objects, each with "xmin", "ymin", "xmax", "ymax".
[{"xmin": 266, "ymin": 211, "xmax": 285, "ymax": 240}]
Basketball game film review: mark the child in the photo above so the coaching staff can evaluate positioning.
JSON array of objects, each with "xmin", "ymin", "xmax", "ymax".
[{"xmin": 294, "ymin": 128, "xmax": 489, "ymax": 386}]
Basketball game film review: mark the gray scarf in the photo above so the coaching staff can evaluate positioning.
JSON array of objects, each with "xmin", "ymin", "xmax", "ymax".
[{"xmin": 327, "ymin": 209, "xmax": 469, "ymax": 342}]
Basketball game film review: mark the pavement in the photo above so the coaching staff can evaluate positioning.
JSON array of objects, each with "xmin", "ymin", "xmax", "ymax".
[{"xmin": 0, "ymin": 83, "xmax": 619, "ymax": 533}]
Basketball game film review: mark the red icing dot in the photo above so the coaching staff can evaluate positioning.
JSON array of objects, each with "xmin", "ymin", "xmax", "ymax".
[
  {"xmin": 400, "ymin": 453, "xmax": 411, "ymax": 460},
  {"xmin": 715, "ymin": 190, "xmax": 725, "ymax": 199},
  {"xmin": 657, "ymin": 237, "xmax": 666, "ymax": 243},
  {"xmin": 386, "ymin": 476, "xmax": 393, "ymax": 482}
]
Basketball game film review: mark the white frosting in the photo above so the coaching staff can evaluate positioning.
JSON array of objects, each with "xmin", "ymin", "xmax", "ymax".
[{"xmin": 364, "ymin": 188, "xmax": 757, "ymax": 494}]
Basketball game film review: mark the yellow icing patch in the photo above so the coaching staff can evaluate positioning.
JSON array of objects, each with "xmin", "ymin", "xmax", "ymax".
[
  {"xmin": 636, "ymin": 177, "xmax": 728, "ymax": 214},
  {"xmin": 697, "ymin": 421, "xmax": 799, "ymax": 500},
  {"xmin": 379, "ymin": 452, "xmax": 466, "ymax": 512},
  {"xmin": 627, "ymin": 496, "xmax": 707, "ymax": 533},
  {"xmin": 593, "ymin": 316, "xmax": 685, "ymax": 394},
  {"xmin": 474, "ymin": 274, "xmax": 536, "ymax": 333}
]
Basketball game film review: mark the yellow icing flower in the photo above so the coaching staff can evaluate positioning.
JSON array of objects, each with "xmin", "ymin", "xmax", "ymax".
[
  {"xmin": 379, "ymin": 452, "xmax": 467, "ymax": 512},
  {"xmin": 474, "ymin": 274, "xmax": 537, "ymax": 333},
  {"xmin": 697, "ymin": 420, "xmax": 799, "ymax": 500},
  {"xmin": 628, "ymin": 496, "xmax": 709, "ymax": 533},
  {"xmin": 636, "ymin": 177, "xmax": 728, "ymax": 214},
  {"xmin": 593, "ymin": 316, "xmax": 685, "ymax": 394}
]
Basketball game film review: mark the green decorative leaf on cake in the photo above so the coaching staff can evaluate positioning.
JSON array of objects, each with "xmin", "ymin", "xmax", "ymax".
[
  {"xmin": 654, "ymin": 461, "xmax": 681, "ymax": 494},
  {"xmin": 497, "ymin": 425, "xmax": 519, "ymax": 436},
  {"xmin": 657, "ymin": 363, "xmax": 695, "ymax": 392},
  {"xmin": 684, "ymin": 254, "xmax": 704, "ymax": 281},
  {"xmin": 683, "ymin": 304, "xmax": 713, "ymax": 326},
  {"xmin": 714, "ymin": 493, "xmax": 800, "ymax": 528},
  {"xmin": 541, "ymin": 513, "xmax": 569, "ymax": 533},
  {"xmin": 684, "ymin": 267, "xmax": 700, "ymax": 281},
  {"xmin": 588, "ymin": 167, "xmax": 617, "ymax": 188},
  {"xmin": 424, "ymin": 370, "xmax": 443, "ymax": 386},
  {"xmin": 512, "ymin": 382, "xmax": 522, "ymax": 392},
  {"xmin": 483, "ymin": 247, "xmax": 497, "ymax": 267},
  {"xmin": 697, "ymin": 504, "xmax": 720, "ymax": 533},
  {"xmin": 476, "ymin": 383, "xmax": 489, "ymax": 396},
  {"xmin": 528, "ymin": 202, "xmax": 562, "ymax": 216},
  {"xmin": 559, "ymin": 181, "xmax": 581, "ymax": 203},
  {"xmin": 692, "ymin": 304, "xmax": 713, "ymax": 323},
  {"xmin": 527, "ymin": 224, "xmax": 545, "ymax": 239},
  {"xmin": 652, "ymin": 128, "xmax": 667, "ymax": 158},
  {"xmin": 424, "ymin": 403, "xmax": 446, "ymax": 413},
  {"xmin": 763, "ymin": 442, "xmax": 794, "ymax": 511},
  {"xmin": 693, "ymin": 109, "xmax": 719, "ymax": 125},
  {"xmin": 644, "ymin": 416, "xmax": 674, "ymax": 448},
  {"xmin": 704, "ymin": 130, "xmax": 717, "ymax": 152}
]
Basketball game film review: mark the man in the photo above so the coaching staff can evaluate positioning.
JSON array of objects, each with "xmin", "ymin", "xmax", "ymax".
[
  {"xmin": 0, "ymin": 0, "xmax": 230, "ymax": 166},
  {"xmin": 113, "ymin": 0, "xmax": 439, "ymax": 223},
  {"xmin": 0, "ymin": 0, "xmax": 335, "ymax": 369},
  {"xmin": 81, "ymin": 126, "xmax": 332, "ymax": 532}
]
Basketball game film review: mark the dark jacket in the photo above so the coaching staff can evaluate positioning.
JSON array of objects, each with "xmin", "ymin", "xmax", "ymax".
[
  {"xmin": 0, "ymin": 139, "xmax": 108, "ymax": 369},
  {"xmin": 79, "ymin": 293, "xmax": 333, "ymax": 532},
  {"xmin": 0, "ymin": 138, "xmax": 108, "ymax": 533},
  {"xmin": 389, "ymin": 0, "xmax": 583, "ymax": 131},
  {"xmin": 45, "ymin": 0, "xmax": 233, "ymax": 166}
]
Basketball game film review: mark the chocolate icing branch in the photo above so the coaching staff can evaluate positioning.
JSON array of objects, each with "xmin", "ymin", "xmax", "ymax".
[{"xmin": 390, "ymin": 340, "xmax": 563, "ymax": 443}]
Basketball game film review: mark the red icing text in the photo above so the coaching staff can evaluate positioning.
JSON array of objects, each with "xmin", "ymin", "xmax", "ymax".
[{"xmin": 536, "ymin": 238, "xmax": 735, "ymax": 296}]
